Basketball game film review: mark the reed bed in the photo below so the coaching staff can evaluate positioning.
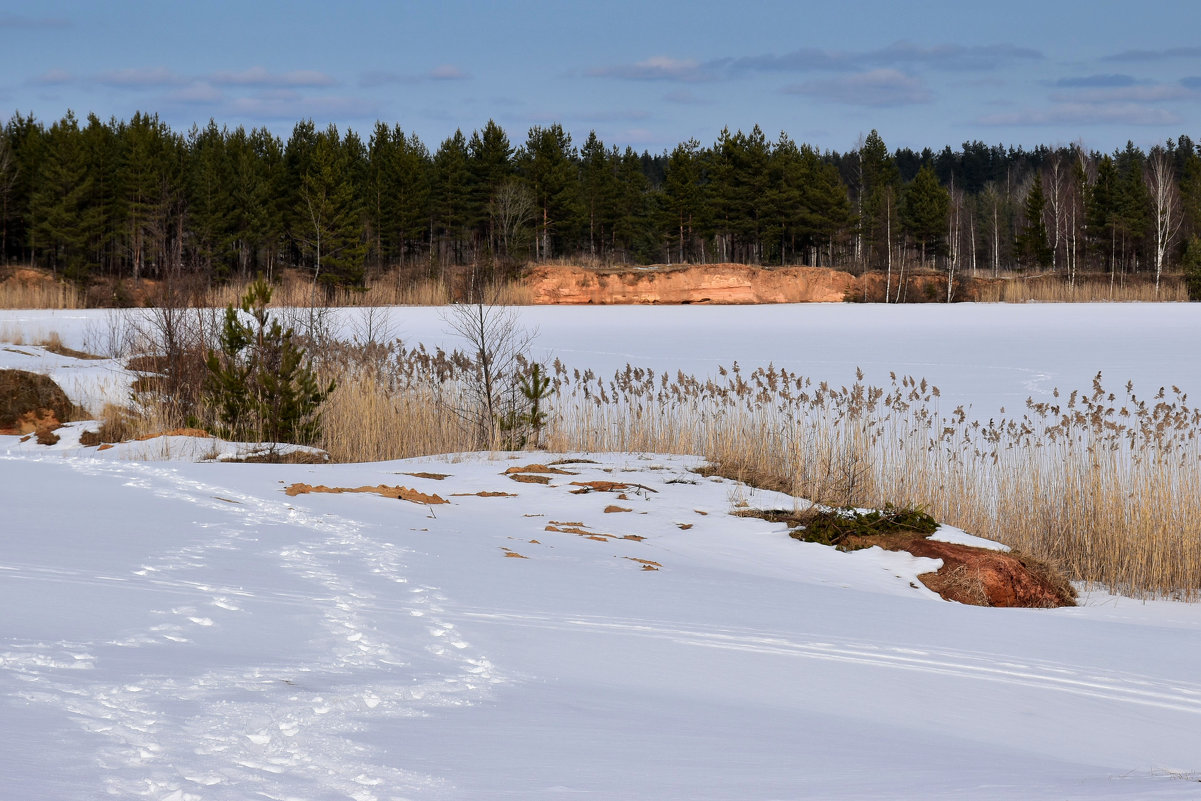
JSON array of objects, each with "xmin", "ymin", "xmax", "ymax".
[
  {"xmin": 0, "ymin": 277, "xmax": 85, "ymax": 309},
  {"xmin": 304, "ymin": 341, "xmax": 1201, "ymax": 598},
  {"xmin": 975, "ymin": 274, "xmax": 1187, "ymax": 303}
]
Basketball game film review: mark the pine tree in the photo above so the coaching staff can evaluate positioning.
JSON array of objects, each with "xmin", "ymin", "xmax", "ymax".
[
  {"xmin": 1017, "ymin": 173, "xmax": 1052, "ymax": 268},
  {"xmin": 297, "ymin": 125, "xmax": 366, "ymax": 291},
  {"xmin": 517, "ymin": 124, "xmax": 579, "ymax": 260},
  {"xmin": 901, "ymin": 163, "xmax": 951, "ymax": 267},
  {"xmin": 29, "ymin": 112, "xmax": 100, "ymax": 282},
  {"xmin": 204, "ymin": 279, "xmax": 333, "ymax": 447}
]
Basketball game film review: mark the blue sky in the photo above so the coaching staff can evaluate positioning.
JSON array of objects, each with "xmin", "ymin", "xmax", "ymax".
[{"xmin": 3, "ymin": 0, "xmax": 1200, "ymax": 155}]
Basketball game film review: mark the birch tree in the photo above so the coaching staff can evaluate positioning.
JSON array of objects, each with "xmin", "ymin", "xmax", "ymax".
[{"xmin": 1145, "ymin": 146, "xmax": 1183, "ymax": 294}]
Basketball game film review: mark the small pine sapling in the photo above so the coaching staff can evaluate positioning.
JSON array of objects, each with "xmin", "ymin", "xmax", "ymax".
[{"xmin": 203, "ymin": 279, "xmax": 334, "ymax": 449}]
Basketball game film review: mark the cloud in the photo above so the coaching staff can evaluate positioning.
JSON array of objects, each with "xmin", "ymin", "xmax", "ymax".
[
  {"xmin": 588, "ymin": 56, "xmax": 713, "ymax": 82},
  {"xmin": 1102, "ymin": 46, "xmax": 1201, "ymax": 62},
  {"xmin": 31, "ymin": 69, "xmax": 73, "ymax": 86},
  {"xmin": 211, "ymin": 67, "xmax": 336, "ymax": 88},
  {"xmin": 723, "ymin": 40, "xmax": 1040, "ymax": 75},
  {"xmin": 1049, "ymin": 84, "xmax": 1194, "ymax": 104},
  {"xmin": 783, "ymin": 69, "xmax": 931, "ymax": 107},
  {"xmin": 720, "ymin": 48, "xmax": 852, "ymax": 73},
  {"xmin": 978, "ymin": 103, "xmax": 1182, "ymax": 127},
  {"xmin": 1052, "ymin": 74, "xmax": 1139, "ymax": 88},
  {"xmin": 428, "ymin": 64, "xmax": 468, "ymax": 81},
  {"xmin": 1182, "ymin": 76, "xmax": 1201, "ymax": 89},
  {"xmin": 868, "ymin": 41, "xmax": 1041, "ymax": 71},
  {"xmin": 594, "ymin": 40, "xmax": 1039, "ymax": 88},
  {"xmin": 358, "ymin": 65, "xmax": 470, "ymax": 87},
  {"xmin": 165, "ymin": 81, "xmax": 223, "ymax": 104},
  {"xmin": 98, "ymin": 67, "xmax": 187, "ymax": 88},
  {"xmin": 228, "ymin": 93, "xmax": 376, "ymax": 121}
]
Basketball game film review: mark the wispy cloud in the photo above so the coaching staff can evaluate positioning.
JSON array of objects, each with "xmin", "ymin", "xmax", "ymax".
[
  {"xmin": 31, "ymin": 69, "xmax": 74, "ymax": 86},
  {"xmin": 228, "ymin": 92, "xmax": 376, "ymax": 120},
  {"xmin": 211, "ymin": 67, "xmax": 336, "ymax": 88},
  {"xmin": 164, "ymin": 81, "xmax": 223, "ymax": 104},
  {"xmin": 1049, "ymin": 83, "xmax": 1195, "ymax": 104},
  {"xmin": 867, "ymin": 41, "xmax": 1040, "ymax": 72},
  {"xmin": 98, "ymin": 67, "xmax": 186, "ymax": 88},
  {"xmin": 724, "ymin": 40, "xmax": 1039, "ymax": 75},
  {"xmin": 1051, "ymin": 74, "xmax": 1139, "ymax": 88},
  {"xmin": 359, "ymin": 64, "xmax": 471, "ymax": 87},
  {"xmin": 978, "ymin": 103, "xmax": 1182, "ymax": 127},
  {"xmin": 1102, "ymin": 46, "xmax": 1201, "ymax": 62},
  {"xmin": 593, "ymin": 40, "xmax": 1039, "ymax": 88},
  {"xmin": 588, "ymin": 56, "xmax": 713, "ymax": 82},
  {"xmin": 428, "ymin": 64, "xmax": 469, "ymax": 81},
  {"xmin": 783, "ymin": 69, "xmax": 931, "ymax": 107}
]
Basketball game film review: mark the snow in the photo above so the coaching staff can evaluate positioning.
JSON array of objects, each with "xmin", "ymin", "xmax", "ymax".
[
  {"xmin": 3, "ymin": 304, "xmax": 1201, "ymax": 799},
  {"xmin": 6, "ymin": 301, "xmax": 1201, "ymax": 415}
]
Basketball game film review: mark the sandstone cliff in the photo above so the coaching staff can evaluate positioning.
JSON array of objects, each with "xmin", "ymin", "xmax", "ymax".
[{"xmin": 524, "ymin": 263, "xmax": 860, "ymax": 305}]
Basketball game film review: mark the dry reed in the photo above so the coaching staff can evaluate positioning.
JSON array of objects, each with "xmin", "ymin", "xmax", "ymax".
[
  {"xmin": 302, "ymin": 340, "xmax": 1201, "ymax": 598},
  {"xmin": 0, "ymin": 277, "xmax": 84, "ymax": 309},
  {"xmin": 974, "ymin": 274, "xmax": 1188, "ymax": 303}
]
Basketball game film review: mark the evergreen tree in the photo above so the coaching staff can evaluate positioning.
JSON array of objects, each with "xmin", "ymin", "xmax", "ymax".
[
  {"xmin": 468, "ymin": 120, "xmax": 514, "ymax": 257},
  {"xmin": 579, "ymin": 131, "xmax": 616, "ymax": 256},
  {"xmin": 1017, "ymin": 173, "xmax": 1052, "ymax": 268},
  {"xmin": 29, "ymin": 112, "xmax": 99, "ymax": 282},
  {"xmin": 433, "ymin": 130, "xmax": 472, "ymax": 265},
  {"xmin": 901, "ymin": 163, "xmax": 951, "ymax": 266},
  {"xmin": 296, "ymin": 125, "xmax": 367, "ymax": 290},
  {"xmin": 517, "ymin": 124, "xmax": 579, "ymax": 260},
  {"xmin": 186, "ymin": 120, "xmax": 234, "ymax": 276},
  {"xmin": 204, "ymin": 278, "xmax": 333, "ymax": 447},
  {"xmin": 662, "ymin": 138, "xmax": 704, "ymax": 263}
]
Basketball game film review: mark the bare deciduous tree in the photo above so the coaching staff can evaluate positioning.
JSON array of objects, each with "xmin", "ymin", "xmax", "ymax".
[
  {"xmin": 489, "ymin": 179, "xmax": 535, "ymax": 261},
  {"xmin": 1146, "ymin": 147, "xmax": 1183, "ymax": 295},
  {"xmin": 442, "ymin": 279, "xmax": 537, "ymax": 447}
]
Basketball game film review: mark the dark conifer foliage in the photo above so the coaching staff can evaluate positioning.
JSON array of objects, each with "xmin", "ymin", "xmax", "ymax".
[{"xmin": 2, "ymin": 111, "xmax": 1199, "ymax": 287}]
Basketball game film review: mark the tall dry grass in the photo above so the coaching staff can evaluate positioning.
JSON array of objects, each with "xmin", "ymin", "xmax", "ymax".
[
  {"xmin": 302, "ymin": 340, "xmax": 1201, "ymax": 598},
  {"xmin": 975, "ymin": 274, "xmax": 1188, "ymax": 302},
  {"xmin": 0, "ymin": 277, "xmax": 85, "ymax": 309}
]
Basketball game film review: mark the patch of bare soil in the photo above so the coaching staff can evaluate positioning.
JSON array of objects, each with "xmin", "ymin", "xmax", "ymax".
[
  {"xmin": 875, "ymin": 534, "xmax": 1076, "ymax": 607},
  {"xmin": 404, "ymin": 471, "xmax": 450, "ymax": 480},
  {"xmin": 504, "ymin": 464, "xmax": 578, "ymax": 475},
  {"xmin": 740, "ymin": 506, "xmax": 1075, "ymax": 608},
  {"xmin": 284, "ymin": 483, "xmax": 448, "ymax": 505},
  {"xmin": 451, "ymin": 491, "xmax": 518, "ymax": 498},
  {"xmin": 0, "ymin": 369, "xmax": 76, "ymax": 435},
  {"xmin": 508, "ymin": 473, "xmax": 551, "ymax": 484}
]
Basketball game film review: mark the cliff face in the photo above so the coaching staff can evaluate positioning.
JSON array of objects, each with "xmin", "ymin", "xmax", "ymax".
[{"xmin": 524, "ymin": 263, "xmax": 860, "ymax": 305}]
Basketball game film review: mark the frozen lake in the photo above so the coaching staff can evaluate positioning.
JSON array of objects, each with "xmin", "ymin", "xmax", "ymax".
[{"xmin": 5, "ymin": 301, "xmax": 1200, "ymax": 416}]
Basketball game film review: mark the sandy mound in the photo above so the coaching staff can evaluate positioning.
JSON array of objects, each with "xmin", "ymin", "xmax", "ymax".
[{"xmin": 0, "ymin": 369, "xmax": 75, "ymax": 435}]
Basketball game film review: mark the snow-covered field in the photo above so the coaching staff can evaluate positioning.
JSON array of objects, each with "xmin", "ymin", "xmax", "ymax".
[{"xmin": 3, "ymin": 304, "xmax": 1201, "ymax": 799}]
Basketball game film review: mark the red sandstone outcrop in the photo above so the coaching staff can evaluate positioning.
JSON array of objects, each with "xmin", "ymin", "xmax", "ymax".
[{"xmin": 524, "ymin": 263, "xmax": 860, "ymax": 305}]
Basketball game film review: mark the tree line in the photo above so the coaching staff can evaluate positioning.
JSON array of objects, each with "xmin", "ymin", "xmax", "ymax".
[{"xmin": 2, "ymin": 110, "xmax": 1200, "ymax": 293}]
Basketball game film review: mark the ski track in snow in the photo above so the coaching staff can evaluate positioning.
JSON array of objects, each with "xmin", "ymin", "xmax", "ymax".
[
  {"xmin": 454, "ymin": 609, "xmax": 1201, "ymax": 718},
  {"xmin": 1, "ymin": 457, "xmax": 501, "ymax": 800}
]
